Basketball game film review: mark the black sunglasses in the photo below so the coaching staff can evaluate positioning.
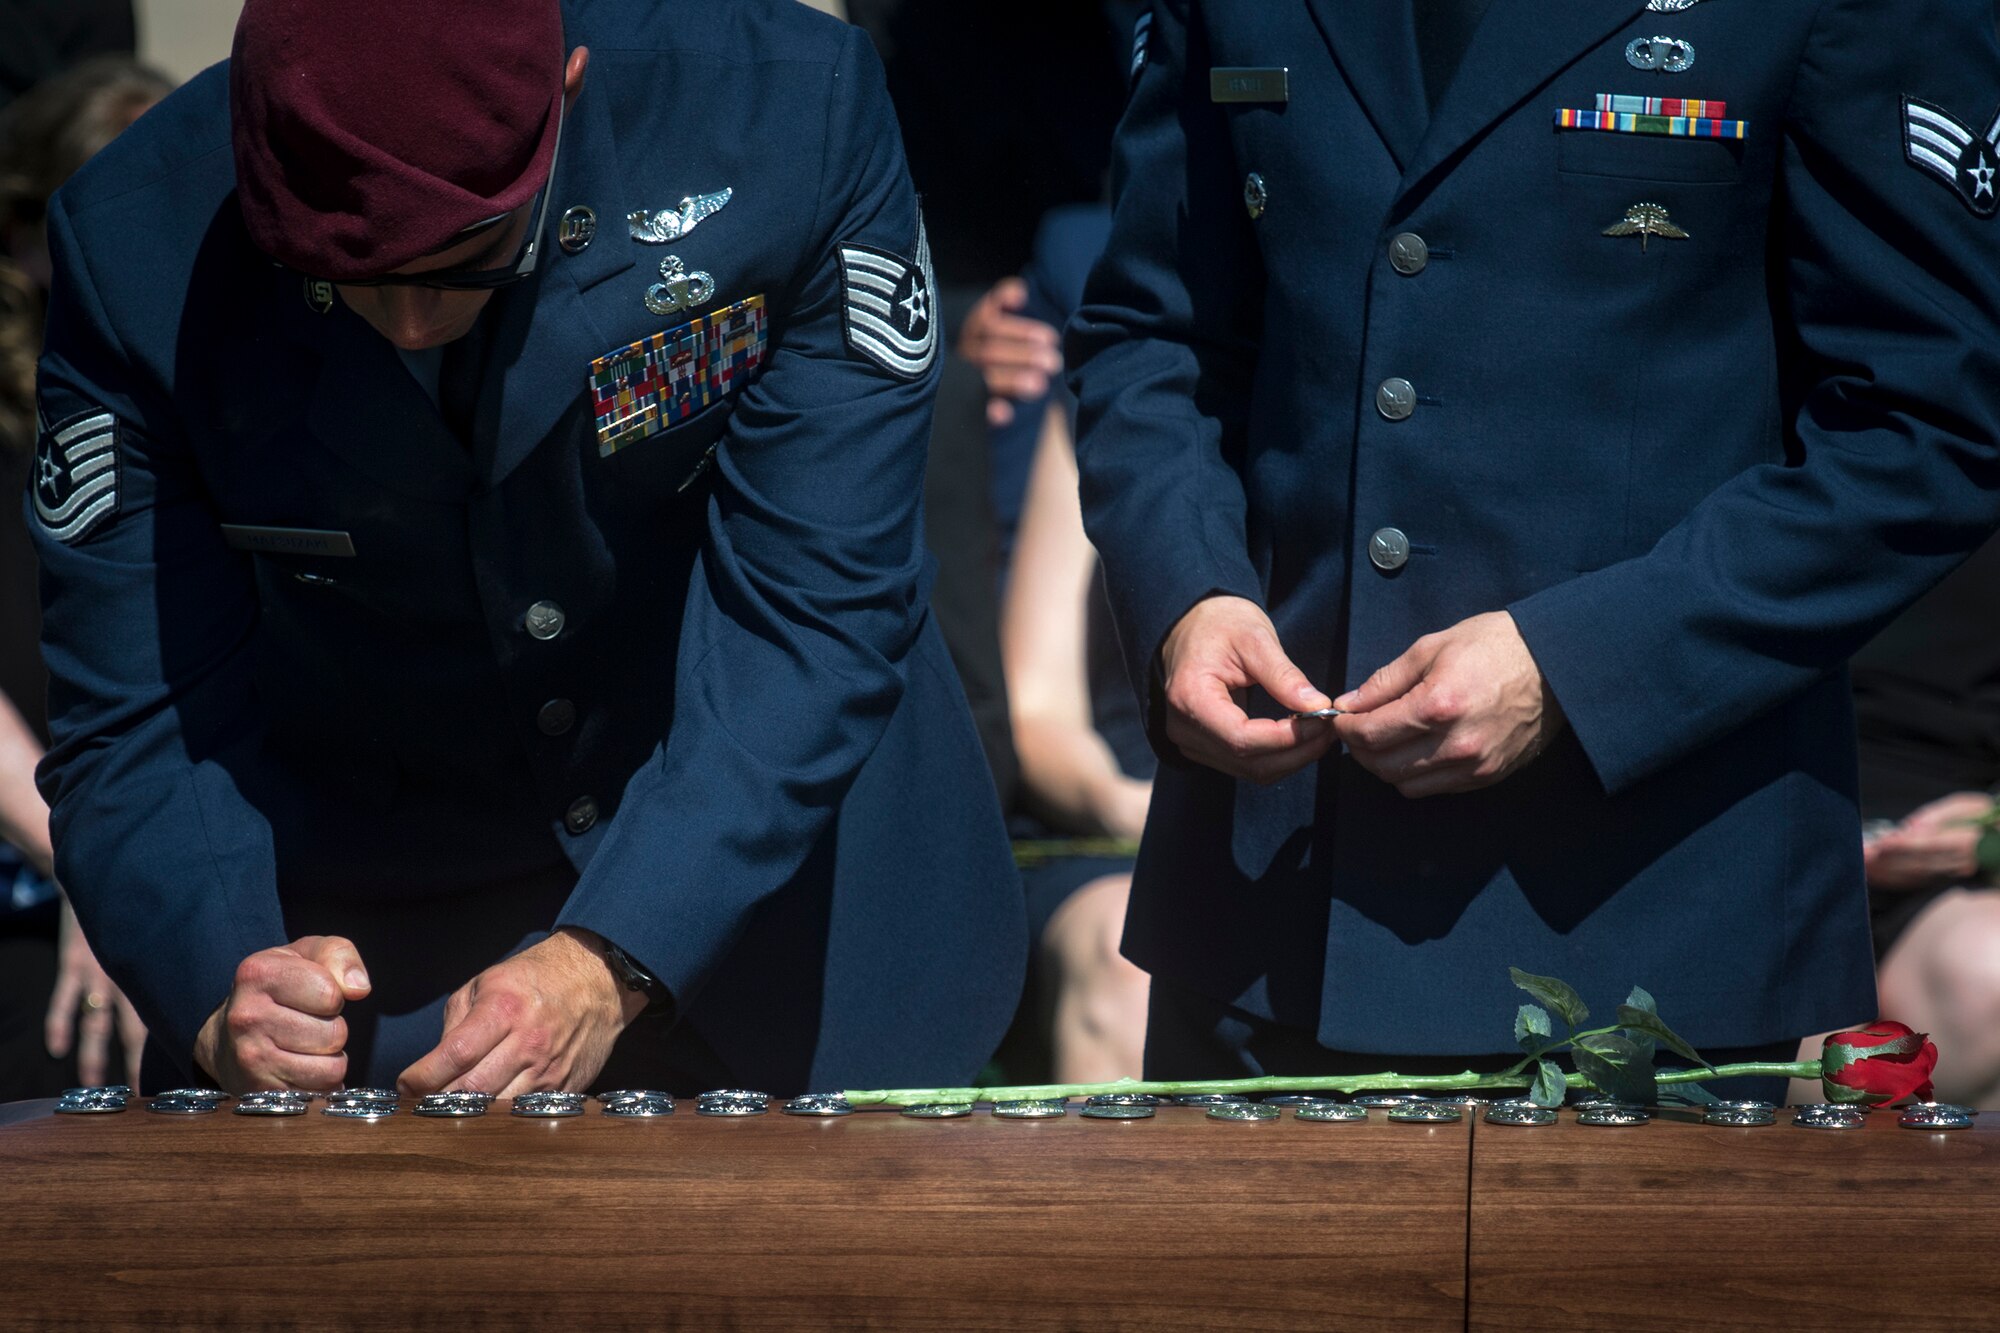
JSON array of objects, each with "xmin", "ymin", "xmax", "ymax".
[{"xmin": 288, "ymin": 96, "xmax": 565, "ymax": 292}]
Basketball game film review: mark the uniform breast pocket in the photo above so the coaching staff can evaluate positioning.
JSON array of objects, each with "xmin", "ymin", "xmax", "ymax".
[
  {"xmin": 1557, "ymin": 131, "xmax": 1743, "ymax": 184},
  {"xmin": 592, "ymin": 397, "xmax": 737, "ymax": 509}
]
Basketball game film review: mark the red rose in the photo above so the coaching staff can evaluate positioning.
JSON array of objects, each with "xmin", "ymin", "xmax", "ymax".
[{"xmin": 1820, "ymin": 1021, "xmax": 1938, "ymax": 1106}]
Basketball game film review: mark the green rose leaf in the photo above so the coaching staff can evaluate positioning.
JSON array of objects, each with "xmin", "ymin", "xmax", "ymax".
[
  {"xmin": 1514, "ymin": 1003, "xmax": 1553, "ymax": 1052},
  {"xmin": 1509, "ymin": 968, "xmax": 1588, "ymax": 1029},
  {"xmin": 1573, "ymin": 1033, "xmax": 1658, "ymax": 1106},
  {"xmin": 1624, "ymin": 985, "xmax": 1658, "ymax": 1016},
  {"xmin": 1530, "ymin": 1058, "xmax": 1567, "ymax": 1108},
  {"xmin": 1978, "ymin": 826, "xmax": 2000, "ymax": 880},
  {"xmin": 1615, "ymin": 1004, "xmax": 1711, "ymax": 1069}
]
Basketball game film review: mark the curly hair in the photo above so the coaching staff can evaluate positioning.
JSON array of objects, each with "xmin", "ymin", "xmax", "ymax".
[{"xmin": 0, "ymin": 56, "xmax": 173, "ymax": 457}]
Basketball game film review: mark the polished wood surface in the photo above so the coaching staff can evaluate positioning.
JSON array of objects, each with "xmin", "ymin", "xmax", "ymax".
[
  {"xmin": 1466, "ymin": 1110, "xmax": 2000, "ymax": 1332},
  {"xmin": 1, "ymin": 1100, "xmax": 1470, "ymax": 1330}
]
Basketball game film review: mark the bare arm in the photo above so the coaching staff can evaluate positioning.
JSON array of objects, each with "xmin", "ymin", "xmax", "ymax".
[
  {"xmin": 0, "ymin": 690, "xmax": 53, "ymax": 877},
  {"xmin": 1001, "ymin": 405, "xmax": 1150, "ymax": 840}
]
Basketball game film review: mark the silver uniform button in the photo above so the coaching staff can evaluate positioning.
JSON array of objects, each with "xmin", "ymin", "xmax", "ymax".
[
  {"xmin": 992, "ymin": 1099, "xmax": 1069, "ymax": 1119},
  {"xmin": 1081, "ymin": 1102, "xmax": 1155, "ymax": 1120},
  {"xmin": 63, "ymin": 1085, "xmax": 133, "ymax": 1098},
  {"xmin": 564, "ymin": 796, "xmax": 599, "ymax": 835},
  {"xmin": 1173, "ymin": 1094, "xmax": 1249, "ymax": 1106},
  {"xmin": 1367, "ymin": 529, "xmax": 1412, "ymax": 572},
  {"xmin": 782, "ymin": 1093, "xmax": 852, "ymax": 1117},
  {"xmin": 155, "ymin": 1087, "xmax": 231, "ymax": 1101},
  {"xmin": 1388, "ymin": 1102, "xmax": 1464, "ymax": 1123},
  {"xmin": 1375, "ymin": 377, "xmax": 1416, "ymax": 421},
  {"xmin": 1389, "ymin": 232, "xmax": 1429, "ymax": 276},
  {"xmin": 1243, "ymin": 171, "xmax": 1268, "ymax": 219},
  {"xmin": 557, "ymin": 205, "xmax": 597, "ymax": 255},
  {"xmin": 537, "ymin": 699, "xmax": 576, "ymax": 736},
  {"xmin": 1263, "ymin": 1094, "xmax": 1338, "ymax": 1106},
  {"xmin": 1083, "ymin": 1093, "xmax": 1166, "ymax": 1107},
  {"xmin": 902, "ymin": 1103, "xmax": 974, "ymax": 1119},
  {"xmin": 1297, "ymin": 1102, "xmax": 1369, "ymax": 1123},
  {"xmin": 524, "ymin": 600, "xmax": 567, "ymax": 641},
  {"xmin": 1207, "ymin": 1102, "xmax": 1280, "ymax": 1122},
  {"xmin": 1351, "ymin": 1091, "xmax": 1430, "ymax": 1107},
  {"xmin": 699, "ymin": 1088, "xmax": 769, "ymax": 1108}
]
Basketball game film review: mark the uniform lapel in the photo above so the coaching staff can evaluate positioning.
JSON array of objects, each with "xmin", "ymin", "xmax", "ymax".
[
  {"xmin": 1302, "ymin": 0, "xmax": 1429, "ymax": 172},
  {"xmin": 479, "ymin": 51, "xmax": 635, "ymax": 489},
  {"xmin": 303, "ymin": 301, "xmax": 475, "ymax": 503},
  {"xmin": 1395, "ymin": 0, "xmax": 1647, "ymax": 203}
]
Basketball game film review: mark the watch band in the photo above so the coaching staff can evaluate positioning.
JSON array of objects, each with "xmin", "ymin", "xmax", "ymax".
[{"xmin": 601, "ymin": 941, "xmax": 662, "ymax": 999}]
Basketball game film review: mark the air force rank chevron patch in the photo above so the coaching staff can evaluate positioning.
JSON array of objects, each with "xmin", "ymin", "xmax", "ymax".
[
  {"xmin": 1902, "ymin": 95, "xmax": 2000, "ymax": 218},
  {"xmin": 33, "ymin": 409, "xmax": 121, "ymax": 545},
  {"xmin": 838, "ymin": 216, "xmax": 938, "ymax": 381}
]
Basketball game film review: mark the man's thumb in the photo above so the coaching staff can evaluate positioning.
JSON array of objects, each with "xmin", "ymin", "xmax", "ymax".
[
  {"xmin": 298, "ymin": 935, "xmax": 371, "ymax": 1000},
  {"xmin": 1335, "ymin": 649, "xmax": 1425, "ymax": 713},
  {"xmin": 1242, "ymin": 631, "xmax": 1330, "ymax": 713}
]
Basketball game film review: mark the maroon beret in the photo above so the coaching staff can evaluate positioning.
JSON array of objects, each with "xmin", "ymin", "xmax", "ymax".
[{"xmin": 230, "ymin": 0, "xmax": 564, "ymax": 280}]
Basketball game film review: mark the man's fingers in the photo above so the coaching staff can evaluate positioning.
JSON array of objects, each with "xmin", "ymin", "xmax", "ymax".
[
  {"xmin": 986, "ymin": 397, "xmax": 1016, "ymax": 427},
  {"xmin": 985, "ymin": 366, "xmax": 1053, "ymax": 399},
  {"xmin": 44, "ymin": 968, "xmax": 79, "ymax": 1058},
  {"xmin": 1334, "ymin": 642, "xmax": 1435, "ymax": 714},
  {"xmin": 254, "ymin": 1050, "xmax": 347, "ymax": 1092},
  {"xmin": 1236, "ymin": 631, "xmax": 1331, "ymax": 715},
  {"xmin": 398, "ymin": 998, "xmax": 512, "ymax": 1096},
  {"xmin": 1334, "ymin": 688, "xmax": 1440, "ymax": 753},
  {"xmin": 465, "ymin": 1042, "xmax": 550, "ymax": 1103},
  {"xmin": 116, "ymin": 1000, "xmax": 147, "ymax": 1089},
  {"xmin": 237, "ymin": 951, "xmax": 343, "ymax": 1018},
  {"xmin": 292, "ymin": 935, "xmax": 371, "ymax": 1000}
]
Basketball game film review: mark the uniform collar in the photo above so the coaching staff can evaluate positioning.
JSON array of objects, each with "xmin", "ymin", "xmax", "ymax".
[{"xmin": 1304, "ymin": 0, "xmax": 1648, "ymax": 203}]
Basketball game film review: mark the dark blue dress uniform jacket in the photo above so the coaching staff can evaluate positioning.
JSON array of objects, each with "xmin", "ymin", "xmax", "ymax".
[
  {"xmin": 29, "ymin": 0, "xmax": 1025, "ymax": 1088},
  {"xmin": 1071, "ymin": 0, "xmax": 2000, "ymax": 1054}
]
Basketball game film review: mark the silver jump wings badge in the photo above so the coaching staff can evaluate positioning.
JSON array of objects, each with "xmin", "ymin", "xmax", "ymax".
[{"xmin": 627, "ymin": 188, "xmax": 734, "ymax": 244}]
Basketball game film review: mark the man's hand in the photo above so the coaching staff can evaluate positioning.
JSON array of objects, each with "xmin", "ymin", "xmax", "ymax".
[
  {"xmin": 1864, "ymin": 791, "xmax": 1994, "ymax": 893},
  {"xmin": 46, "ymin": 897, "xmax": 145, "ymax": 1088},
  {"xmin": 1333, "ymin": 610, "xmax": 1563, "ymax": 799},
  {"xmin": 193, "ymin": 935, "xmax": 370, "ymax": 1093},
  {"xmin": 396, "ymin": 927, "xmax": 646, "ymax": 1100},
  {"xmin": 1159, "ymin": 595, "xmax": 1338, "ymax": 783},
  {"xmin": 958, "ymin": 277, "xmax": 1062, "ymax": 426}
]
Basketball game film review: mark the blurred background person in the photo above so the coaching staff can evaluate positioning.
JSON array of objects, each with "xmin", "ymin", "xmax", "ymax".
[
  {"xmin": 1, "ymin": 53, "xmax": 171, "ymax": 1097},
  {"xmin": 1000, "ymin": 208, "xmax": 1146, "ymax": 1083},
  {"xmin": 1852, "ymin": 534, "xmax": 2000, "ymax": 1109},
  {"xmin": 0, "ymin": 1, "xmax": 136, "ymax": 114},
  {"xmin": 848, "ymin": 0, "xmax": 1146, "ymax": 817},
  {"xmin": 848, "ymin": 2, "xmax": 1146, "ymax": 1082}
]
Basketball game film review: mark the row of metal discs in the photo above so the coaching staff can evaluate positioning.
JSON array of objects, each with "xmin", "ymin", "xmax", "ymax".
[{"xmin": 51, "ymin": 1086, "xmax": 1978, "ymax": 1129}]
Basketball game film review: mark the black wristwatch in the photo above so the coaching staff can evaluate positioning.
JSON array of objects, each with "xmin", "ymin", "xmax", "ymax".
[{"xmin": 601, "ymin": 940, "xmax": 665, "ymax": 1008}]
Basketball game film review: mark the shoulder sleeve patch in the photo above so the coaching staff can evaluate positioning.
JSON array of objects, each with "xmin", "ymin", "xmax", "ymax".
[
  {"xmin": 837, "ymin": 212, "xmax": 938, "ymax": 381},
  {"xmin": 33, "ymin": 408, "xmax": 122, "ymax": 545},
  {"xmin": 1902, "ymin": 95, "xmax": 2000, "ymax": 217}
]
